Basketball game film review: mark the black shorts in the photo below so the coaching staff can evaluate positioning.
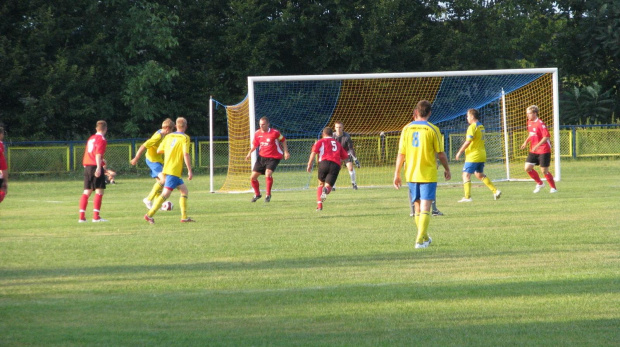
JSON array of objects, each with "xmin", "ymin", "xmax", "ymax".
[
  {"xmin": 83, "ymin": 166, "xmax": 107, "ymax": 190},
  {"xmin": 526, "ymin": 152, "xmax": 551, "ymax": 167},
  {"xmin": 318, "ymin": 160, "xmax": 342, "ymax": 187},
  {"xmin": 252, "ymin": 156, "xmax": 281, "ymax": 174}
]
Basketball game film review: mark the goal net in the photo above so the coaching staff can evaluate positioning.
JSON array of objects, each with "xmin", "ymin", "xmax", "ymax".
[{"xmin": 215, "ymin": 69, "xmax": 559, "ymax": 193}]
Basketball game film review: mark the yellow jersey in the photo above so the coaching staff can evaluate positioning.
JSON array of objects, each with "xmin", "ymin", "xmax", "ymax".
[
  {"xmin": 465, "ymin": 122, "xmax": 486, "ymax": 163},
  {"xmin": 143, "ymin": 130, "xmax": 165, "ymax": 164},
  {"xmin": 158, "ymin": 132, "xmax": 190, "ymax": 177},
  {"xmin": 398, "ymin": 120, "xmax": 444, "ymax": 183}
]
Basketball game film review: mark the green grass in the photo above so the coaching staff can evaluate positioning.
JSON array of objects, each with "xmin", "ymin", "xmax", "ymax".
[{"xmin": 1, "ymin": 160, "xmax": 619, "ymax": 346}]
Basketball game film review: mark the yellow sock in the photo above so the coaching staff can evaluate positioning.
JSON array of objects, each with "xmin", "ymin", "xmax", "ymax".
[
  {"xmin": 147, "ymin": 195, "xmax": 166, "ymax": 217},
  {"xmin": 464, "ymin": 181, "xmax": 471, "ymax": 199},
  {"xmin": 416, "ymin": 211, "xmax": 431, "ymax": 244},
  {"xmin": 180, "ymin": 195, "xmax": 188, "ymax": 220},
  {"xmin": 414, "ymin": 213, "xmax": 420, "ymax": 229},
  {"xmin": 147, "ymin": 182, "xmax": 163, "ymax": 200},
  {"xmin": 482, "ymin": 176, "xmax": 497, "ymax": 194}
]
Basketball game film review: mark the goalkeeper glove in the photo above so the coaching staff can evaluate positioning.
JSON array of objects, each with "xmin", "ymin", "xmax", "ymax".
[{"xmin": 351, "ymin": 155, "xmax": 360, "ymax": 168}]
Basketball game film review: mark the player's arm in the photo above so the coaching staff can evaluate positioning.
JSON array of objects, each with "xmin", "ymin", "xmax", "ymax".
[
  {"xmin": 520, "ymin": 135, "xmax": 531, "ymax": 149},
  {"xmin": 393, "ymin": 153, "xmax": 405, "ymax": 189},
  {"xmin": 455, "ymin": 140, "xmax": 471, "ymax": 160},
  {"xmin": 531, "ymin": 136, "xmax": 549, "ymax": 152},
  {"xmin": 130, "ymin": 145, "xmax": 147, "ymax": 165},
  {"xmin": 281, "ymin": 138, "xmax": 290, "ymax": 160},
  {"xmin": 95, "ymin": 153, "xmax": 103, "ymax": 177},
  {"xmin": 306, "ymin": 152, "xmax": 317, "ymax": 173},
  {"xmin": 184, "ymin": 152, "xmax": 193, "ymax": 180},
  {"xmin": 437, "ymin": 152, "xmax": 451, "ymax": 181}
]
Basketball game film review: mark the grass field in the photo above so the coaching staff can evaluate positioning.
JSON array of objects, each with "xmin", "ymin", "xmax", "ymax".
[{"xmin": 1, "ymin": 160, "xmax": 619, "ymax": 346}]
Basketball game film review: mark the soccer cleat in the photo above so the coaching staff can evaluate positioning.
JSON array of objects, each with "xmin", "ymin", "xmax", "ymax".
[
  {"xmin": 78, "ymin": 219, "xmax": 87, "ymax": 223},
  {"xmin": 550, "ymin": 188, "xmax": 557, "ymax": 193},
  {"xmin": 331, "ymin": 187, "xmax": 336, "ymax": 192},
  {"xmin": 92, "ymin": 218, "xmax": 108, "ymax": 223},
  {"xmin": 458, "ymin": 197, "xmax": 473, "ymax": 203},
  {"xmin": 352, "ymin": 183, "xmax": 358, "ymax": 190},
  {"xmin": 432, "ymin": 210, "xmax": 443, "ymax": 216},
  {"xmin": 181, "ymin": 217, "xmax": 195, "ymax": 223},
  {"xmin": 533, "ymin": 183, "xmax": 544, "ymax": 193},
  {"xmin": 316, "ymin": 206, "xmax": 323, "ymax": 211},
  {"xmin": 143, "ymin": 197, "xmax": 153, "ymax": 209},
  {"xmin": 415, "ymin": 242, "xmax": 428, "ymax": 249},
  {"xmin": 426, "ymin": 236, "xmax": 432, "ymax": 246},
  {"xmin": 494, "ymin": 190, "xmax": 502, "ymax": 200},
  {"xmin": 251, "ymin": 194, "xmax": 262, "ymax": 202},
  {"xmin": 320, "ymin": 188, "xmax": 327, "ymax": 202},
  {"xmin": 144, "ymin": 214, "xmax": 154, "ymax": 224},
  {"xmin": 265, "ymin": 195, "xmax": 271, "ymax": 203}
]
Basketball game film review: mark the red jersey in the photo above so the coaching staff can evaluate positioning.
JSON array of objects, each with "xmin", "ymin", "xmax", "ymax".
[
  {"xmin": 312, "ymin": 137, "xmax": 348, "ymax": 166},
  {"xmin": 0, "ymin": 141, "xmax": 7, "ymax": 171},
  {"xmin": 527, "ymin": 118, "xmax": 551, "ymax": 154},
  {"xmin": 82, "ymin": 133, "xmax": 107, "ymax": 166},
  {"xmin": 253, "ymin": 128, "xmax": 286, "ymax": 159}
]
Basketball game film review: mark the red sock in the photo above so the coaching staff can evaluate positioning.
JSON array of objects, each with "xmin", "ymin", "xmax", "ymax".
[
  {"xmin": 317, "ymin": 186, "xmax": 323, "ymax": 201},
  {"xmin": 79, "ymin": 194, "xmax": 89, "ymax": 220},
  {"xmin": 527, "ymin": 170, "xmax": 543, "ymax": 184},
  {"xmin": 325, "ymin": 186, "xmax": 332, "ymax": 194},
  {"xmin": 93, "ymin": 193, "xmax": 103, "ymax": 220},
  {"xmin": 545, "ymin": 173, "xmax": 556, "ymax": 189},
  {"xmin": 266, "ymin": 176, "xmax": 273, "ymax": 196},
  {"xmin": 251, "ymin": 179, "xmax": 260, "ymax": 196}
]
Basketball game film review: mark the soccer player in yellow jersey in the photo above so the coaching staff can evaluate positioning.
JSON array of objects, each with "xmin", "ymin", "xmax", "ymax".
[
  {"xmin": 144, "ymin": 117, "xmax": 194, "ymax": 224},
  {"xmin": 130, "ymin": 118, "xmax": 175, "ymax": 209},
  {"xmin": 394, "ymin": 100, "xmax": 451, "ymax": 249},
  {"xmin": 455, "ymin": 109, "xmax": 501, "ymax": 202}
]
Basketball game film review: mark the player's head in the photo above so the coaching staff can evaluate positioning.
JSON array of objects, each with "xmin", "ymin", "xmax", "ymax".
[
  {"xmin": 162, "ymin": 118, "xmax": 175, "ymax": 134},
  {"xmin": 176, "ymin": 117, "xmax": 187, "ymax": 131},
  {"xmin": 526, "ymin": 105, "xmax": 539, "ymax": 121},
  {"xmin": 259, "ymin": 117, "xmax": 270, "ymax": 132},
  {"xmin": 415, "ymin": 100, "xmax": 432, "ymax": 119},
  {"xmin": 334, "ymin": 122, "xmax": 344, "ymax": 135},
  {"xmin": 322, "ymin": 127, "xmax": 334, "ymax": 138},
  {"xmin": 467, "ymin": 108, "xmax": 480, "ymax": 123},
  {"xmin": 96, "ymin": 120, "xmax": 107, "ymax": 134}
]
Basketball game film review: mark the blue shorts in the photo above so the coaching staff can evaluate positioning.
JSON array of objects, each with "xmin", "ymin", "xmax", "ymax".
[
  {"xmin": 146, "ymin": 159, "xmax": 164, "ymax": 178},
  {"xmin": 462, "ymin": 162, "xmax": 485, "ymax": 174},
  {"xmin": 164, "ymin": 175, "xmax": 184, "ymax": 190},
  {"xmin": 407, "ymin": 182, "xmax": 437, "ymax": 202}
]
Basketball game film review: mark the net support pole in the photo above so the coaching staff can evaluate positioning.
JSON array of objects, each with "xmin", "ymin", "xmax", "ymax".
[
  {"xmin": 552, "ymin": 69, "xmax": 561, "ymax": 181},
  {"xmin": 248, "ymin": 77, "xmax": 257, "ymax": 168},
  {"xmin": 501, "ymin": 89, "xmax": 511, "ymax": 180},
  {"xmin": 209, "ymin": 96, "xmax": 214, "ymax": 193}
]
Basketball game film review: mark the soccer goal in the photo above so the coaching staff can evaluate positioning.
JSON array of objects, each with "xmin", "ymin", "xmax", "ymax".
[{"xmin": 212, "ymin": 68, "xmax": 560, "ymax": 193}]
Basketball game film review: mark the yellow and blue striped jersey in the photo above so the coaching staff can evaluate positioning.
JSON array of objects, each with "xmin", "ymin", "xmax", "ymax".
[
  {"xmin": 398, "ymin": 120, "xmax": 444, "ymax": 183},
  {"xmin": 158, "ymin": 132, "xmax": 190, "ymax": 177},
  {"xmin": 143, "ymin": 130, "xmax": 165, "ymax": 164},
  {"xmin": 465, "ymin": 122, "xmax": 486, "ymax": 163}
]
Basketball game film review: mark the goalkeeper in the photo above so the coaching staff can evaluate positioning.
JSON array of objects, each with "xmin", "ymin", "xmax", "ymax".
[{"xmin": 333, "ymin": 121, "xmax": 360, "ymax": 190}]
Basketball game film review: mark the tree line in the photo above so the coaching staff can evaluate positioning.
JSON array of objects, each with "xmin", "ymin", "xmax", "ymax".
[{"xmin": 1, "ymin": 0, "xmax": 618, "ymax": 141}]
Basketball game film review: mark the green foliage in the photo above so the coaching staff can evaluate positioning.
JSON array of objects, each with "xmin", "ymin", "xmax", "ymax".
[{"xmin": 561, "ymin": 82, "xmax": 615, "ymax": 124}]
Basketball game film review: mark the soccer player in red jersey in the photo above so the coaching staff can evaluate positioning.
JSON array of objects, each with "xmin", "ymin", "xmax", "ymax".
[
  {"xmin": 0, "ymin": 126, "xmax": 8, "ymax": 203},
  {"xmin": 306, "ymin": 127, "xmax": 349, "ymax": 211},
  {"xmin": 520, "ymin": 105, "xmax": 557, "ymax": 193},
  {"xmin": 78, "ymin": 120, "xmax": 109, "ymax": 222},
  {"xmin": 245, "ymin": 116, "xmax": 290, "ymax": 203}
]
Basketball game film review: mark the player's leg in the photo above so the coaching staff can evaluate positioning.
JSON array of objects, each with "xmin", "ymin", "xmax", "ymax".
[
  {"xmin": 92, "ymin": 187, "xmax": 106, "ymax": 222},
  {"xmin": 347, "ymin": 161, "xmax": 357, "ymax": 190},
  {"xmin": 408, "ymin": 188, "xmax": 415, "ymax": 217},
  {"xmin": 80, "ymin": 166, "xmax": 95, "ymax": 222},
  {"xmin": 525, "ymin": 153, "xmax": 544, "ymax": 192},
  {"xmin": 539, "ymin": 153, "xmax": 556, "ymax": 192},
  {"xmin": 459, "ymin": 164, "xmax": 473, "ymax": 202},
  {"xmin": 177, "ymin": 184, "xmax": 194, "ymax": 222},
  {"xmin": 265, "ymin": 169, "xmax": 274, "ymax": 198},
  {"xmin": 79, "ymin": 189, "xmax": 92, "ymax": 222},
  {"xmin": 250, "ymin": 170, "xmax": 262, "ymax": 201},
  {"xmin": 474, "ymin": 167, "xmax": 500, "ymax": 199},
  {"xmin": 316, "ymin": 180, "xmax": 325, "ymax": 210},
  {"xmin": 415, "ymin": 183, "xmax": 436, "ymax": 248}
]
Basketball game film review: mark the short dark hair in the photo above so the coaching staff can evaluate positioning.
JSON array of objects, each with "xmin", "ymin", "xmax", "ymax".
[
  {"xmin": 416, "ymin": 100, "xmax": 432, "ymax": 118},
  {"xmin": 468, "ymin": 108, "xmax": 480, "ymax": 120},
  {"xmin": 323, "ymin": 127, "xmax": 333, "ymax": 137}
]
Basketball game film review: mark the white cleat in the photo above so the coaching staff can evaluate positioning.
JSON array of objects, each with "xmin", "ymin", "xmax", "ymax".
[
  {"xmin": 533, "ymin": 183, "xmax": 544, "ymax": 193},
  {"xmin": 458, "ymin": 197, "xmax": 473, "ymax": 203},
  {"xmin": 92, "ymin": 218, "xmax": 108, "ymax": 223},
  {"xmin": 550, "ymin": 188, "xmax": 557, "ymax": 193},
  {"xmin": 143, "ymin": 198, "xmax": 153, "ymax": 209},
  {"xmin": 494, "ymin": 190, "xmax": 502, "ymax": 200}
]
